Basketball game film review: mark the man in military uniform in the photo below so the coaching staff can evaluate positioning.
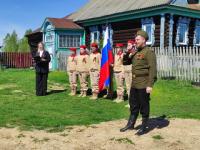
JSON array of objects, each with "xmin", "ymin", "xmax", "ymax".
[
  {"xmin": 120, "ymin": 30, "xmax": 157, "ymax": 135},
  {"xmin": 67, "ymin": 48, "xmax": 77, "ymax": 96},
  {"xmin": 89, "ymin": 42, "xmax": 101, "ymax": 100},
  {"xmin": 123, "ymin": 40, "xmax": 136, "ymax": 98},
  {"xmin": 113, "ymin": 43, "xmax": 125, "ymax": 103},
  {"xmin": 76, "ymin": 45, "xmax": 90, "ymax": 97}
]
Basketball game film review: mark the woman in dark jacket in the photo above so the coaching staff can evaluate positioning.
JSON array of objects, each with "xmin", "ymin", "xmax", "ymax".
[{"xmin": 34, "ymin": 42, "xmax": 51, "ymax": 96}]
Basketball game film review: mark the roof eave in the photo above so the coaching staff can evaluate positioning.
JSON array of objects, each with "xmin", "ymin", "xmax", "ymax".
[{"xmin": 75, "ymin": 5, "xmax": 200, "ymax": 26}]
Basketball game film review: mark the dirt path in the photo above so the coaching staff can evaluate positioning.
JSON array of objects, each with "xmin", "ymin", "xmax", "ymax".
[{"xmin": 0, "ymin": 118, "xmax": 199, "ymax": 150}]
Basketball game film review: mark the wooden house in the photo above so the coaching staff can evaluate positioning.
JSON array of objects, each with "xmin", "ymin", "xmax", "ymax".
[{"xmin": 27, "ymin": 0, "xmax": 200, "ymax": 70}]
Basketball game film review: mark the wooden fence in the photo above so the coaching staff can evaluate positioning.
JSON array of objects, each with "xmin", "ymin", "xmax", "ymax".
[
  {"xmin": 154, "ymin": 47, "xmax": 200, "ymax": 82},
  {"xmin": 0, "ymin": 52, "xmax": 33, "ymax": 68}
]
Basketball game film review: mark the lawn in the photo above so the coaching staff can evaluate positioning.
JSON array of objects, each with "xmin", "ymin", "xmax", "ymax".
[{"xmin": 0, "ymin": 69, "xmax": 200, "ymax": 131}]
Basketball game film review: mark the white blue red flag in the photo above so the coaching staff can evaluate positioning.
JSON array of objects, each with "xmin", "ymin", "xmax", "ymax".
[{"xmin": 99, "ymin": 26, "xmax": 113, "ymax": 91}]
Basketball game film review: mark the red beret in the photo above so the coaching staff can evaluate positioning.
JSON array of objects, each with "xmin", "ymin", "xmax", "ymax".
[
  {"xmin": 80, "ymin": 45, "xmax": 87, "ymax": 49},
  {"xmin": 69, "ymin": 47, "xmax": 77, "ymax": 51},
  {"xmin": 115, "ymin": 43, "xmax": 124, "ymax": 48},
  {"xmin": 127, "ymin": 40, "xmax": 135, "ymax": 44},
  {"xmin": 91, "ymin": 42, "xmax": 98, "ymax": 48}
]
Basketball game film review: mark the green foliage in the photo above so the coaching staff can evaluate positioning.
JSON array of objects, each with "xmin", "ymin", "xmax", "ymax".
[
  {"xmin": 18, "ymin": 37, "xmax": 30, "ymax": 52},
  {"xmin": 3, "ymin": 31, "xmax": 18, "ymax": 52},
  {"xmin": 3, "ymin": 29, "xmax": 32, "ymax": 52}
]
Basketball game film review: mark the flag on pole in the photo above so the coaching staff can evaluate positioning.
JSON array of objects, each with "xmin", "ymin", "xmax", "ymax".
[{"xmin": 99, "ymin": 26, "xmax": 113, "ymax": 91}]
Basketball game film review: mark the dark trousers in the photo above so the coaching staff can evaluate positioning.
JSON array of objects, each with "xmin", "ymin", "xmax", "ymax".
[
  {"xmin": 129, "ymin": 88, "xmax": 150, "ymax": 119},
  {"xmin": 36, "ymin": 73, "xmax": 48, "ymax": 96}
]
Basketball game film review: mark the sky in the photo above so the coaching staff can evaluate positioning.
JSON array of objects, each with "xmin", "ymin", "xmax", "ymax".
[{"xmin": 0, "ymin": 0, "xmax": 89, "ymax": 45}]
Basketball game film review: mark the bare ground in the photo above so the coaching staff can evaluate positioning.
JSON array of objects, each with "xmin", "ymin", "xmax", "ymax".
[{"xmin": 0, "ymin": 118, "xmax": 199, "ymax": 150}]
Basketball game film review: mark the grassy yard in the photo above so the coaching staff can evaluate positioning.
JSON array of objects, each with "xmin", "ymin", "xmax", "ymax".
[{"xmin": 0, "ymin": 69, "xmax": 200, "ymax": 131}]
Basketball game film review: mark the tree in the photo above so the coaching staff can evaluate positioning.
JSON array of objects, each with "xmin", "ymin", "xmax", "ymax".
[
  {"xmin": 3, "ymin": 33, "xmax": 11, "ymax": 51},
  {"xmin": 18, "ymin": 29, "xmax": 32, "ymax": 52},
  {"xmin": 3, "ymin": 29, "xmax": 32, "ymax": 52},
  {"xmin": 3, "ymin": 30, "xmax": 18, "ymax": 52}
]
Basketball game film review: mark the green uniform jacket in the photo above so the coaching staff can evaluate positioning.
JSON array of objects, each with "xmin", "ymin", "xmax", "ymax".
[{"xmin": 131, "ymin": 46, "xmax": 157, "ymax": 89}]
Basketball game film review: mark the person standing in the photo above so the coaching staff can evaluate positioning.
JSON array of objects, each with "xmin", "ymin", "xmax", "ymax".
[
  {"xmin": 34, "ymin": 42, "xmax": 51, "ymax": 96},
  {"xmin": 67, "ymin": 48, "xmax": 78, "ymax": 96},
  {"xmin": 89, "ymin": 42, "xmax": 101, "ymax": 100},
  {"xmin": 120, "ymin": 30, "xmax": 157, "ymax": 135},
  {"xmin": 123, "ymin": 40, "xmax": 136, "ymax": 98},
  {"xmin": 76, "ymin": 45, "xmax": 90, "ymax": 97},
  {"xmin": 113, "ymin": 43, "xmax": 125, "ymax": 103}
]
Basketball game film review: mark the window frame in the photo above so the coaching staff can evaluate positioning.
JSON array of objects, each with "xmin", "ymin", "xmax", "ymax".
[
  {"xmin": 193, "ymin": 20, "xmax": 200, "ymax": 46},
  {"xmin": 176, "ymin": 17, "xmax": 190, "ymax": 46},
  {"xmin": 141, "ymin": 18, "xmax": 155, "ymax": 45},
  {"xmin": 58, "ymin": 34, "xmax": 81, "ymax": 48}
]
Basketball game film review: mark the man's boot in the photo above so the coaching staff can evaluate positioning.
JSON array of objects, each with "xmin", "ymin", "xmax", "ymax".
[
  {"xmin": 120, "ymin": 115, "xmax": 137, "ymax": 132},
  {"xmin": 136, "ymin": 118, "xmax": 148, "ymax": 136}
]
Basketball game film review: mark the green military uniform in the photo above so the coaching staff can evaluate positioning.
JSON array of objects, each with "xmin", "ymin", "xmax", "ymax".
[
  {"xmin": 120, "ymin": 30, "xmax": 157, "ymax": 135},
  {"xmin": 131, "ymin": 46, "xmax": 157, "ymax": 89}
]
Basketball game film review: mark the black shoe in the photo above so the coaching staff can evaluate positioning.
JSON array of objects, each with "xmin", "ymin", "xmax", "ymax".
[
  {"xmin": 136, "ymin": 118, "xmax": 148, "ymax": 136},
  {"xmin": 120, "ymin": 115, "xmax": 136, "ymax": 132}
]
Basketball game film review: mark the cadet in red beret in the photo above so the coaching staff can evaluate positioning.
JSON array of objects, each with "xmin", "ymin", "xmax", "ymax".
[
  {"xmin": 76, "ymin": 45, "xmax": 89, "ymax": 97},
  {"xmin": 113, "ymin": 43, "xmax": 124, "ymax": 103},
  {"xmin": 89, "ymin": 42, "xmax": 101, "ymax": 100},
  {"xmin": 67, "ymin": 48, "xmax": 78, "ymax": 96}
]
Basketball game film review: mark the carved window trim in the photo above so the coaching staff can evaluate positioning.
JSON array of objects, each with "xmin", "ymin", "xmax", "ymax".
[
  {"xmin": 176, "ymin": 17, "xmax": 190, "ymax": 46},
  {"xmin": 141, "ymin": 18, "xmax": 155, "ymax": 46},
  {"xmin": 193, "ymin": 20, "xmax": 200, "ymax": 46}
]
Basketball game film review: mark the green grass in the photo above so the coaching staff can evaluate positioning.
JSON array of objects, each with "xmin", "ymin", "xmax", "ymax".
[
  {"xmin": 0, "ymin": 69, "xmax": 200, "ymax": 131},
  {"xmin": 110, "ymin": 137, "xmax": 135, "ymax": 145},
  {"xmin": 152, "ymin": 135, "xmax": 164, "ymax": 140}
]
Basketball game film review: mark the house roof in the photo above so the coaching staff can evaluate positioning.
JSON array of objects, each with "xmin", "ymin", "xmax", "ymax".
[
  {"xmin": 47, "ymin": 18, "xmax": 83, "ymax": 30},
  {"xmin": 68, "ymin": 0, "xmax": 200, "ymax": 22},
  {"xmin": 68, "ymin": 0, "xmax": 172, "ymax": 21}
]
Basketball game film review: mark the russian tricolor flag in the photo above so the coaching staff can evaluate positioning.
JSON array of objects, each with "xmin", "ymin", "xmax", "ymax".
[{"xmin": 99, "ymin": 26, "xmax": 113, "ymax": 92}]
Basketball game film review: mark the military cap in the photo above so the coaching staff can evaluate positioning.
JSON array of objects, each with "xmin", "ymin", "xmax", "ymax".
[{"xmin": 136, "ymin": 30, "xmax": 149, "ymax": 41}]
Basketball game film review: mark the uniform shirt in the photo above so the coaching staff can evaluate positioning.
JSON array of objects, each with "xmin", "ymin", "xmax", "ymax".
[
  {"xmin": 67, "ymin": 56, "xmax": 77, "ymax": 72},
  {"xmin": 113, "ymin": 54, "xmax": 124, "ymax": 72},
  {"xmin": 89, "ymin": 52, "xmax": 101, "ymax": 71},
  {"xmin": 76, "ymin": 54, "xmax": 89, "ymax": 72},
  {"xmin": 131, "ymin": 46, "xmax": 157, "ymax": 89}
]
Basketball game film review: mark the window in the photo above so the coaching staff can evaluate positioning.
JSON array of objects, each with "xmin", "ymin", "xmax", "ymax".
[
  {"xmin": 59, "ymin": 35, "xmax": 81, "ymax": 48},
  {"xmin": 194, "ymin": 20, "xmax": 200, "ymax": 46},
  {"xmin": 45, "ymin": 32, "xmax": 54, "ymax": 42},
  {"xmin": 141, "ymin": 18, "xmax": 155, "ymax": 45},
  {"xmin": 93, "ymin": 31, "xmax": 99, "ymax": 43},
  {"xmin": 89, "ymin": 26, "xmax": 100, "ymax": 43},
  {"xmin": 176, "ymin": 17, "xmax": 190, "ymax": 46},
  {"xmin": 195, "ymin": 27, "xmax": 200, "ymax": 45},
  {"xmin": 178, "ymin": 24, "xmax": 187, "ymax": 44}
]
